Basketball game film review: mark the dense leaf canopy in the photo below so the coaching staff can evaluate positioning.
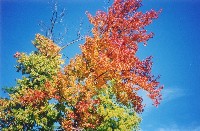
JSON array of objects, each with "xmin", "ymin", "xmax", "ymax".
[{"xmin": 0, "ymin": 0, "xmax": 163, "ymax": 130}]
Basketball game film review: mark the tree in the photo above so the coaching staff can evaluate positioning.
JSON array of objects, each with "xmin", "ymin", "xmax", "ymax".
[{"xmin": 0, "ymin": 0, "xmax": 163, "ymax": 130}]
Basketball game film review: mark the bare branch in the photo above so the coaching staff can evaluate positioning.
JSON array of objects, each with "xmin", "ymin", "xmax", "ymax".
[
  {"xmin": 60, "ymin": 36, "xmax": 85, "ymax": 50},
  {"xmin": 39, "ymin": 0, "xmax": 66, "ymax": 44}
]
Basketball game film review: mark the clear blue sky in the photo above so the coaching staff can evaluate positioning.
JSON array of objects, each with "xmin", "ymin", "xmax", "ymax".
[{"xmin": 1, "ymin": 0, "xmax": 200, "ymax": 130}]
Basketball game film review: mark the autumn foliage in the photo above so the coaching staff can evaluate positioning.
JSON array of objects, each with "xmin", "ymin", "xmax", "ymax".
[{"xmin": 0, "ymin": 0, "xmax": 163, "ymax": 130}]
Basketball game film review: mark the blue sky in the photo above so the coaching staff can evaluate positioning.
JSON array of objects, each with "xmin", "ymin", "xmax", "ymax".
[{"xmin": 1, "ymin": 0, "xmax": 200, "ymax": 130}]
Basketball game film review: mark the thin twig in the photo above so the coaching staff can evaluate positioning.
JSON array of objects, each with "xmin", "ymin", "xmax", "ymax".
[{"xmin": 60, "ymin": 36, "xmax": 85, "ymax": 50}]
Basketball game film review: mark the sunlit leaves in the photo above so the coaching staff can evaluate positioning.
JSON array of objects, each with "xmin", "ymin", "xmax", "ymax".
[
  {"xmin": 0, "ymin": 34, "xmax": 62, "ymax": 130},
  {"xmin": 96, "ymin": 85, "xmax": 141, "ymax": 131},
  {"xmin": 0, "ymin": 0, "xmax": 163, "ymax": 130},
  {"xmin": 84, "ymin": 0, "xmax": 163, "ymax": 112},
  {"xmin": 33, "ymin": 34, "xmax": 61, "ymax": 57}
]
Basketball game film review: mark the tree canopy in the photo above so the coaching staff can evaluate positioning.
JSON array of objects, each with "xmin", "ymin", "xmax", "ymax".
[{"xmin": 0, "ymin": 0, "xmax": 163, "ymax": 130}]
